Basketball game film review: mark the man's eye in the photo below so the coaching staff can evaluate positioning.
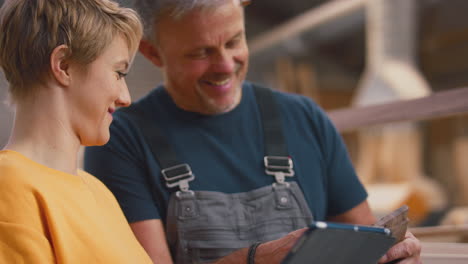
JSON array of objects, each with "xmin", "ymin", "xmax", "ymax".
[
  {"xmin": 188, "ymin": 50, "xmax": 208, "ymax": 59},
  {"xmin": 226, "ymin": 39, "xmax": 240, "ymax": 48}
]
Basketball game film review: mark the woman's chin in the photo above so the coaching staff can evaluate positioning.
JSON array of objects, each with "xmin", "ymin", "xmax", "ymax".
[{"xmin": 81, "ymin": 133, "xmax": 110, "ymax": 147}]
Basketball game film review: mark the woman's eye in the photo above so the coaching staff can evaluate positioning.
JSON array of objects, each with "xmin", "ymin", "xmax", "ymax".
[{"xmin": 116, "ymin": 71, "xmax": 128, "ymax": 80}]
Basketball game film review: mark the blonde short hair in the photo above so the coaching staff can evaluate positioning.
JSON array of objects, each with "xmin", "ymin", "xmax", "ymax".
[{"xmin": 0, "ymin": 0, "xmax": 143, "ymax": 102}]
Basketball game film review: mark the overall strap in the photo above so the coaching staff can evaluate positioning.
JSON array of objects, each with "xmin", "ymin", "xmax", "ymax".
[
  {"xmin": 121, "ymin": 84, "xmax": 294, "ymax": 191},
  {"xmin": 252, "ymin": 85, "xmax": 295, "ymax": 184},
  {"xmin": 120, "ymin": 107, "xmax": 194, "ymax": 194}
]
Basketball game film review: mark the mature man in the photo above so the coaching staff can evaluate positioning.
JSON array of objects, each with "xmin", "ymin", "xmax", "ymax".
[{"xmin": 85, "ymin": 0, "xmax": 421, "ymax": 263}]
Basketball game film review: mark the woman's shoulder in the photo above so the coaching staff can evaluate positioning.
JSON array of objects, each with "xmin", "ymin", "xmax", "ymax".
[
  {"xmin": 0, "ymin": 150, "xmax": 38, "ymax": 188},
  {"xmin": 0, "ymin": 150, "xmax": 71, "ymax": 188},
  {"xmin": 0, "ymin": 151, "xmax": 48, "ymax": 224},
  {"xmin": 0, "ymin": 150, "xmax": 79, "ymax": 213},
  {"xmin": 78, "ymin": 170, "xmax": 121, "ymax": 205},
  {"xmin": 0, "ymin": 153, "xmax": 54, "ymax": 262}
]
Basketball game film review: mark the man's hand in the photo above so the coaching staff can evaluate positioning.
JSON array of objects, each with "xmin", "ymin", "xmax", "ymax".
[
  {"xmin": 254, "ymin": 228, "xmax": 308, "ymax": 264},
  {"xmin": 378, "ymin": 231, "xmax": 422, "ymax": 264},
  {"xmin": 214, "ymin": 228, "xmax": 307, "ymax": 264}
]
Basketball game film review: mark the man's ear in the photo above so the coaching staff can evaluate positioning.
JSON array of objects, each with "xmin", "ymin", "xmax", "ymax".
[
  {"xmin": 50, "ymin": 45, "xmax": 71, "ymax": 87},
  {"xmin": 139, "ymin": 39, "xmax": 164, "ymax": 67}
]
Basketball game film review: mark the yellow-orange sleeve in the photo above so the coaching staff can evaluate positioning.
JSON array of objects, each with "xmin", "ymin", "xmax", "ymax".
[{"xmin": 0, "ymin": 221, "xmax": 54, "ymax": 263}]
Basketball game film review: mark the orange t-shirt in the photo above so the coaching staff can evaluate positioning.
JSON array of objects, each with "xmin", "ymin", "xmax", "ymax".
[{"xmin": 0, "ymin": 150, "xmax": 152, "ymax": 263}]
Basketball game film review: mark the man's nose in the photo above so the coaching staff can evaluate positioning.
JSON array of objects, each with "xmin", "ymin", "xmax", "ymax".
[{"xmin": 211, "ymin": 50, "xmax": 236, "ymax": 73}]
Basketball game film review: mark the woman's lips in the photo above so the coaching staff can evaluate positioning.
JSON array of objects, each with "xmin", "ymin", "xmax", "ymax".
[{"xmin": 108, "ymin": 108, "xmax": 115, "ymax": 114}]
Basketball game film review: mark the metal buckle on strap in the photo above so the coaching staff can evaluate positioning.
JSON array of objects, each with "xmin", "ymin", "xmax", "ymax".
[
  {"xmin": 264, "ymin": 156, "xmax": 295, "ymax": 184},
  {"xmin": 161, "ymin": 163, "xmax": 194, "ymax": 192}
]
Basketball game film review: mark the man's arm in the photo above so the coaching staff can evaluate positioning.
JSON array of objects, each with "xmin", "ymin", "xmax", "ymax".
[
  {"xmin": 329, "ymin": 200, "xmax": 421, "ymax": 264},
  {"xmin": 327, "ymin": 200, "xmax": 377, "ymax": 225},
  {"xmin": 311, "ymin": 104, "xmax": 422, "ymax": 263},
  {"xmin": 249, "ymin": 202, "xmax": 421, "ymax": 264},
  {"xmin": 130, "ymin": 219, "xmax": 174, "ymax": 264},
  {"xmin": 130, "ymin": 200, "xmax": 420, "ymax": 264},
  {"xmin": 130, "ymin": 219, "xmax": 307, "ymax": 264},
  {"xmin": 213, "ymin": 228, "xmax": 308, "ymax": 264}
]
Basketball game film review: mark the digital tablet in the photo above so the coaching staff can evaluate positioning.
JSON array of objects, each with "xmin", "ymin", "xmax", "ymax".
[{"xmin": 282, "ymin": 221, "xmax": 395, "ymax": 264}]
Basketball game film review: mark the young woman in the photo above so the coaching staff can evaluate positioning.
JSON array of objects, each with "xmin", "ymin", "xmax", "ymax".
[{"xmin": 0, "ymin": 0, "xmax": 151, "ymax": 262}]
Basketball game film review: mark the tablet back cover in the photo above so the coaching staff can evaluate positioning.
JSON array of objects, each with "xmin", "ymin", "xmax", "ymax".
[{"xmin": 282, "ymin": 228, "xmax": 395, "ymax": 264}]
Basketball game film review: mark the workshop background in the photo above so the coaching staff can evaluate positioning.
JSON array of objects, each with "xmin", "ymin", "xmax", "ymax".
[{"xmin": 1, "ymin": 0, "xmax": 468, "ymax": 243}]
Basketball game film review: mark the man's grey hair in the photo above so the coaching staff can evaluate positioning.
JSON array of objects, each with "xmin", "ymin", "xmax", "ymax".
[{"xmin": 119, "ymin": 0, "xmax": 243, "ymax": 43}]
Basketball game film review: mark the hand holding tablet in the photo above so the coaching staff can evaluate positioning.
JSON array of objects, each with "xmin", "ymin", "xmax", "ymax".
[{"xmin": 282, "ymin": 206, "xmax": 410, "ymax": 264}]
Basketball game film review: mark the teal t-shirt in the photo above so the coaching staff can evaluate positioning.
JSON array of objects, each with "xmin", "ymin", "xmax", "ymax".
[{"xmin": 84, "ymin": 82, "xmax": 367, "ymax": 223}]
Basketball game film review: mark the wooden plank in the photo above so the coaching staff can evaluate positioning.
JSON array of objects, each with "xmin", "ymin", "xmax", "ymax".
[
  {"xmin": 422, "ymin": 43, "xmax": 468, "ymax": 76},
  {"xmin": 410, "ymin": 225, "xmax": 468, "ymax": 238},
  {"xmin": 319, "ymin": 90, "xmax": 353, "ymax": 110},
  {"xmin": 296, "ymin": 63, "xmax": 320, "ymax": 103},
  {"xmin": 328, "ymin": 87, "xmax": 468, "ymax": 132},
  {"xmin": 249, "ymin": 0, "xmax": 365, "ymax": 55},
  {"xmin": 275, "ymin": 57, "xmax": 296, "ymax": 93},
  {"xmin": 423, "ymin": 255, "xmax": 468, "ymax": 264},
  {"xmin": 422, "ymin": 242, "xmax": 468, "ymax": 255},
  {"xmin": 453, "ymin": 125, "xmax": 468, "ymax": 205},
  {"xmin": 426, "ymin": 117, "xmax": 457, "ymax": 204},
  {"xmin": 421, "ymin": 242, "xmax": 468, "ymax": 264}
]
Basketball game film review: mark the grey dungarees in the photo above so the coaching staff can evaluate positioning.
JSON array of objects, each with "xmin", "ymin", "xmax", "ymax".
[
  {"xmin": 124, "ymin": 86, "xmax": 313, "ymax": 264},
  {"xmin": 165, "ymin": 167, "xmax": 313, "ymax": 263}
]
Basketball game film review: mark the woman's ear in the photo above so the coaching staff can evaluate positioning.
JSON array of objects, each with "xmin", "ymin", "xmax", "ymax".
[
  {"xmin": 139, "ymin": 39, "xmax": 164, "ymax": 67},
  {"xmin": 50, "ymin": 45, "xmax": 71, "ymax": 87}
]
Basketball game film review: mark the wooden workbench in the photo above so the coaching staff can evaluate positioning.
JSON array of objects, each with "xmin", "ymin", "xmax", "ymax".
[{"xmin": 421, "ymin": 242, "xmax": 468, "ymax": 264}]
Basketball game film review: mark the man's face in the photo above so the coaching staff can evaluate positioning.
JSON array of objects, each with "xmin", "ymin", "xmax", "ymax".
[{"xmin": 151, "ymin": 1, "xmax": 248, "ymax": 115}]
